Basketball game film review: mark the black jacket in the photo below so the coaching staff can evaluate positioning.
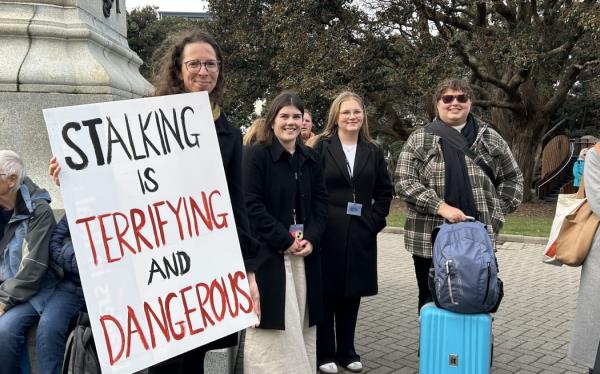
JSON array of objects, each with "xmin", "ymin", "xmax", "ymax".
[
  {"xmin": 201, "ymin": 112, "xmax": 258, "ymax": 350},
  {"xmin": 215, "ymin": 113, "xmax": 259, "ymax": 272},
  {"xmin": 243, "ymin": 138, "xmax": 328, "ymax": 330},
  {"xmin": 315, "ymin": 135, "xmax": 393, "ymax": 297}
]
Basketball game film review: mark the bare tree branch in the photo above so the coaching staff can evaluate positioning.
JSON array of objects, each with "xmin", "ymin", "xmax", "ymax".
[
  {"xmin": 531, "ymin": 0, "xmax": 541, "ymax": 23},
  {"xmin": 543, "ymin": 59, "xmax": 600, "ymax": 114},
  {"xmin": 450, "ymin": 39, "xmax": 513, "ymax": 92},
  {"xmin": 419, "ymin": 3, "xmax": 484, "ymax": 34},
  {"xmin": 542, "ymin": 40, "xmax": 577, "ymax": 58},
  {"xmin": 474, "ymin": 99, "xmax": 525, "ymax": 111},
  {"xmin": 476, "ymin": 1, "xmax": 487, "ymax": 27},
  {"xmin": 491, "ymin": 0, "xmax": 517, "ymax": 26},
  {"xmin": 507, "ymin": 68, "xmax": 530, "ymax": 91}
]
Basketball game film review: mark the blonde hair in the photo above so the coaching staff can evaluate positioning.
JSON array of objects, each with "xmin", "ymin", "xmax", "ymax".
[
  {"xmin": 308, "ymin": 91, "xmax": 373, "ymax": 148},
  {"xmin": 243, "ymin": 118, "xmax": 264, "ymax": 146}
]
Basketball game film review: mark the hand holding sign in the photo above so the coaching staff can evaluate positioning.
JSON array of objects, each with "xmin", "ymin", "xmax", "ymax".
[{"xmin": 49, "ymin": 156, "xmax": 61, "ymax": 186}]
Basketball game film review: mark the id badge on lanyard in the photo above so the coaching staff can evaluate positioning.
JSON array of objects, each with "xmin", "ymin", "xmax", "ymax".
[
  {"xmin": 344, "ymin": 154, "xmax": 362, "ymax": 216},
  {"xmin": 347, "ymin": 202, "xmax": 362, "ymax": 216}
]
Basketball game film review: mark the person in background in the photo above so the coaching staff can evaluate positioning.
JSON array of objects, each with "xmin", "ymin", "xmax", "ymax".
[
  {"xmin": 301, "ymin": 109, "xmax": 316, "ymax": 144},
  {"xmin": 49, "ymin": 30, "xmax": 260, "ymax": 374},
  {"xmin": 308, "ymin": 92, "xmax": 393, "ymax": 373},
  {"xmin": 573, "ymin": 147, "xmax": 588, "ymax": 188},
  {"xmin": 242, "ymin": 91, "xmax": 328, "ymax": 373},
  {"xmin": 569, "ymin": 143, "xmax": 600, "ymax": 374},
  {"xmin": 244, "ymin": 118, "xmax": 264, "ymax": 146},
  {"xmin": 395, "ymin": 79, "xmax": 523, "ymax": 314},
  {"xmin": 0, "ymin": 150, "xmax": 58, "ymax": 374}
]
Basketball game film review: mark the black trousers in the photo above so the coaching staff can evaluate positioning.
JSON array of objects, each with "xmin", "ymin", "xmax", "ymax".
[
  {"xmin": 316, "ymin": 295, "xmax": 361, "ymax": 367},
  {"xmin": 413, "ymin": 255, "xmax": 433, "ymax": 314},
  {"xmin": 147, "ymin": 333, "xmax": 237, "ymax": 374},
  {"xmin": 147, "ymin": 348, "xmax": 207, "ymax": 374}
]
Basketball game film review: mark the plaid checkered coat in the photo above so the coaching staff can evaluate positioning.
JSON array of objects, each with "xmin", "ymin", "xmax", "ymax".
[{"xmin": 394, "ymin": 122, "xmax": 523, "ymax": 258}]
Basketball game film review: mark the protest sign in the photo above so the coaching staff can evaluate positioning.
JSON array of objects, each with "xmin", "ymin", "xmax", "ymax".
[{"xmin": 44, "ymin": 92, "xmax": 257, "ymax": 374}]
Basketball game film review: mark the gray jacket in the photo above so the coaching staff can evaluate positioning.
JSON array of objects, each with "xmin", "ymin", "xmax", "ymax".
[{"xmin": 0, "ymin": 177, "xmax": 58, "ymax": 312}]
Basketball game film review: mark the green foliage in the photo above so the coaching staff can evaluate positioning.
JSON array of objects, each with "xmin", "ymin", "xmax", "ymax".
[
  {"xmin": 127, "ymin": 6, "xmax": 207, "ymax": 79},
  {"xmin": 125, "ymin": 1, "xmax": 600, "ymax": 196},
  {"xmin": 386, "ymin": 211, "xmax": 553, "ymax": 237},
  {"xmin": 207, "ymin": 0, "xmax": 372, "ymax": 128}
]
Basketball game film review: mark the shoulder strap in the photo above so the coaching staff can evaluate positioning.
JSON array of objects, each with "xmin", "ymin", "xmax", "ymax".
[
  {"xmin": 62, "ymin": 327, "xmax": 76, "ymax": 374},
  {"xmin": 425, "ymin": 121, "xmax": 496, "ymax": 184}
]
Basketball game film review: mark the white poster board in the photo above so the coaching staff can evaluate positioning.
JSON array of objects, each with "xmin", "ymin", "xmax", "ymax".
[{"xmin": 44, "ymin": 92, "xmax": 257, "ymax": 374}]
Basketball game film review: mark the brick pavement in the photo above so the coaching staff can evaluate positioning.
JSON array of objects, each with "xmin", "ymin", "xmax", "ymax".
[{"xmin": 233, "ymin": 233, "xmax": 589, "ymax": 373}]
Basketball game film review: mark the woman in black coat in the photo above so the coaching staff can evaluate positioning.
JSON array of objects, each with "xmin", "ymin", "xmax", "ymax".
[
  {"xmin": 308, "ymin": 92, "xmax": 393, "ymax": 373},
  {"xmin": 149, "ymin": 30, "xmax": 261, "ymax": 374},
  {"xmin": 242, "ymin": 91, "xmax": 328, "ymax": 373}
]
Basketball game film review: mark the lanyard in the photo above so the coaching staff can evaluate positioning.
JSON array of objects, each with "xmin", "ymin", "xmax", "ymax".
[
  {"xmin": 291, "ymin": 154, "xmax": 301, "ymax": 224},
  {"xmin": 343, "ymin": 153, "xmax": 357, "ymax": 203}
]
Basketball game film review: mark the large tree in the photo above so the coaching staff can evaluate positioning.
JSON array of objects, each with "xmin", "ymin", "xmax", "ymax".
[
  {"xmin": 127, "ymin": 6, "xmax": 206, "ymax": 78},
  {"xmin": 373, "ymin": 0, "xmax": 600, "ymax": 198},
  {"xmin": 207, "ymin": 0, "xmax": 375, "ymax": 127},
  {"xmin": 127, "ymin": 1, "xmax": 600, "ymax": 198}
]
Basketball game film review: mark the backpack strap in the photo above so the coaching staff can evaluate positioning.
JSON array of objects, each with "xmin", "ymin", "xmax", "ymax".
[
  {"xmin": 62, "ymin": 327, "xmax": 76, "ymax": 374},
  {"xmin": 425, "ymin": 121, "xmax": 497, "ymax": 185}
]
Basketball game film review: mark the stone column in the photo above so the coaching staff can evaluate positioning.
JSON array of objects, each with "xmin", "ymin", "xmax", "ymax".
[{"xmin": 0, "ymin": 0, "xmax": 153, "ymax": 207}]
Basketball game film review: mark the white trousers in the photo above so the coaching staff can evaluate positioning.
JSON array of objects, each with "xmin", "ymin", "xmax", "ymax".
[{"xmin": 244, "ymin": 255, "xmax": 316, "ymax": 374}]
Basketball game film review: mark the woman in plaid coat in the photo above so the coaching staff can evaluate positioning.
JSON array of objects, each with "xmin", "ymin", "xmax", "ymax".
[{"xmin": 395, "ymin": 79, "xmax": 523, "ymax": 313}]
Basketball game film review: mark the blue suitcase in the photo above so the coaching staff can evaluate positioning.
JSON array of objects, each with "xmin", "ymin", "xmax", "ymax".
[{"xmin": 419, "ymin": 303, "xmax": 492, "ymax": 374}]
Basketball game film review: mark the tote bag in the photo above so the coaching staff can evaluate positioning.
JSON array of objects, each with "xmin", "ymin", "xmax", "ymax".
[{"xmin": 543, "ymin": 174, "xmax": 600, "ymax": 266}]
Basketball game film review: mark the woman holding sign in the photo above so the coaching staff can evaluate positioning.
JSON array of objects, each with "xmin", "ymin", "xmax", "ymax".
[
  {"xmin": 307, "ymin": 92, "xmax": 393, "ymax": 373},
  {"xmin": 148, "ymin": 29, "xmax": 261, "ymax": 374},
  {"xmin": 242, "ymin": 91, "xmax": 328, "ymax": 373},
  {"xmin": 50, "ymin": 31, "xmax": 260, "ymax": 374}
]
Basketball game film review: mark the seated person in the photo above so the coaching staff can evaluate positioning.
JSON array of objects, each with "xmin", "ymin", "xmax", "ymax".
[
  {"xmin": 0, "ymin": 150, "xmax": 58, "ymax": 374},
  {"xmin": 35, "ymin": 214, "xmax": 86, "ymax": 374}
]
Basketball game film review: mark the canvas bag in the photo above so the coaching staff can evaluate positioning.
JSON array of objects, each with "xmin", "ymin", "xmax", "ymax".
[
  {"xmin": 62, "ymin": 312, "xmax": 101, "ymax": 374},
  {"xmin": 543, "ymin": 144, "xmax": 600, "ymax": 267},
  {"xmin": 428, "ymin": 220, "xmax": 503, "ymax": 314}
]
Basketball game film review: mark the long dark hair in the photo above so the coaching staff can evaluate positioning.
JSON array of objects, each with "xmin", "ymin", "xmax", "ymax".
[
  {"xmin": 255, "ymin": 91, "xmax": 305, "ymax": 145},
  {"xmin": 152, "ymin": 30, "xmax": 225, "ymax": 104}
]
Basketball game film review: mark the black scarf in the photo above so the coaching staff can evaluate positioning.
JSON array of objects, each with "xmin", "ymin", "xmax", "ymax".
[{"xmin": 432, "ymin": 114, "xmax": 480, "ymax": 220}]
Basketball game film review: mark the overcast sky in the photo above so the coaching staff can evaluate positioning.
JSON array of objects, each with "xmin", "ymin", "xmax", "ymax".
[{"xmin": 126, "ymin": 0, "xmax": 208, "ymax": 12}]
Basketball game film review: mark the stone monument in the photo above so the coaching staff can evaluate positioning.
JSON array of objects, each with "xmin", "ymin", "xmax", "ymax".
[{"xmin": 0, "ymin": 0, "xmax": 153, "ymax": 207}]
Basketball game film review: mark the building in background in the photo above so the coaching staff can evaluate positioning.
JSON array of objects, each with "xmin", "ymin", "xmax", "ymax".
[{"xmin": 158, "ymin": 11, "xmax": 211, "ymax": 21}]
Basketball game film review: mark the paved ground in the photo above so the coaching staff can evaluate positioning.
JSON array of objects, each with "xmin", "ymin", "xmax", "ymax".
[{"xmin": 233, "ymin": 232, "xmax": 589, "ymax": 373}]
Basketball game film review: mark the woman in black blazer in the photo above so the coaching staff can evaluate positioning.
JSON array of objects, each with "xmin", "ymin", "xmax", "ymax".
[
  {"xmin": 242, "ymin": 91, "xmax": 328, "ymax": 373},
  {"xmin": 308, "ymin": 92, "xmax": 393, "ymax": 373}
]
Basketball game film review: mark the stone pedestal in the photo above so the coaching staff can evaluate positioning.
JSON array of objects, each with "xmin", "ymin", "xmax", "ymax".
[{"xmin": 0, "ymin": 0, "xmax": 153, "ymax": 207}]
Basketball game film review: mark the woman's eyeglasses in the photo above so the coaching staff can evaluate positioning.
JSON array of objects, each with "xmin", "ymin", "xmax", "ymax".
[
  {"xmin": 183, "ymin": 60, "xmax": 220, "ymax": 73},
  {"xmin": 440, "ymin": 94, "xmax": 469, "ymax": 104}
]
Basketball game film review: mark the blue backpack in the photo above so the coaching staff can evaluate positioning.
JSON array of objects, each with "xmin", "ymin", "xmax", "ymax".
[{"xmin": 428, "ymin": 221, "xmax": 503, "ymax": 314}]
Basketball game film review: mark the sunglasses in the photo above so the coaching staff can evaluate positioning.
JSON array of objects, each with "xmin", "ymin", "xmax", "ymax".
[{"xmin": 440, "ymin": 94, "xmax": 469, "ymax": 104}]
